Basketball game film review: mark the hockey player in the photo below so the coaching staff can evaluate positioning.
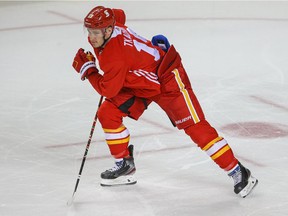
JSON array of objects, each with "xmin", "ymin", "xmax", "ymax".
[{"xmin": 72, "ymin": 6, "xmax": 258, "ymax": 197}]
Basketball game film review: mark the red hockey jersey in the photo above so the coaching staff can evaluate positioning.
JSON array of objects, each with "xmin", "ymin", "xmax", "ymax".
[{"xmin": 87, "ymin": 24, "xmax": 165, "ymax": 99}]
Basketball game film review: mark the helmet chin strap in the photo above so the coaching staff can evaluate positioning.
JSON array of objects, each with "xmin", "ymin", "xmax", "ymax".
[{"xmin": 100, "ymin": 27, "xmax": 113, "ymax": 48}]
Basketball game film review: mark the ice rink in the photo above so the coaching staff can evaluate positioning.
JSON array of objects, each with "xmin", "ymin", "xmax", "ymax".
[{"xmin": 1, "ymin": 1, "xmax": 288, "ymax": 215}]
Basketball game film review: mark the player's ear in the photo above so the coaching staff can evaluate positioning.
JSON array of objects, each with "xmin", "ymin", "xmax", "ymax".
[{"xmin": 104, "ymin": 26, "xmax": 113, "ymax": 39}]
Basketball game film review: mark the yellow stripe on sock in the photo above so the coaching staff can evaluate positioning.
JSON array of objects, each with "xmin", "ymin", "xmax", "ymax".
[
  {"xmin": 107, "ymin": 137, "xmax": 130, "ymax": 145},
  {"xmin": 103, "ymin": 125, "xmax": 126, "ymax": 133},
  {"xmin": 202, "ymin": 136, "xmax": 223, "ymax": 151},
  {"xmin": 211, "ymin": 145, "xmax": 231, "ymax": 160}
]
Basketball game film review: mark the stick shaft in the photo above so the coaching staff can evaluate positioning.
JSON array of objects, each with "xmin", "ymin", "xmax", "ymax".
[{"xmin": 67, "ymin": 96, "xmax": 104, "ymax": 206}]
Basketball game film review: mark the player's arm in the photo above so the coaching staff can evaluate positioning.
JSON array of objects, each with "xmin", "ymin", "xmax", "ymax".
[
  {"xmin": 87, "ymin": 61, "xmax": 128, "ymax": 98},
  {"xmin": 72, "ymin": 48, "xmax": 127, "ymax": 98}
]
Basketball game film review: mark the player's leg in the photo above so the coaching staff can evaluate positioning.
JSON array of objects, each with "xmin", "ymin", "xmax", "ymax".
[
  {"xmin": 153, "ymin": 65, "xmax": 258, "ymax": 197},
  {"xmin": 97, "ymin": 96, "xmax": 149, "ymax": 186},
  {"xmin": 97, "ymin": 100, "xmax": 130, "ymax": 159},
  {"xmin": 184, "ymin": 121, "xmax": 258, "ymax": 197},
  {"xmin": 97, "ymin": 99, "xmax": 136, "ymax": 186}
]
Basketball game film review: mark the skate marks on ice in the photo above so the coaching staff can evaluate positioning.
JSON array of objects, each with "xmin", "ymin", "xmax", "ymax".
[
  {"xmin": 246, "ymin": 202, "xmax": 288, "ymax": 216},
  {"xmin": 66, "ymin": 184, "xmax": 157, "ymax": 216},
  {"xmin": 65, "ymin": 177, "xmax": 256, "ymax": 216}
]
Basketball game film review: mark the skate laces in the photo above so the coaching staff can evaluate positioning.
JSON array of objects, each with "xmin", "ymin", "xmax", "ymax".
[
  {"xmin": 228, "ymin": 165, "xmax": 242, "ymax": 186},
  {"xmin": 108, "ymin": 159, "xmax": 124, "ymax": 172}
]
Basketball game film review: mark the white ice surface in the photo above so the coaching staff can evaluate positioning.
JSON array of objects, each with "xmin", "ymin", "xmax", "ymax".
[{"xmin": 0, "ymin": 1, "xmax": 288, "ymax": 216}]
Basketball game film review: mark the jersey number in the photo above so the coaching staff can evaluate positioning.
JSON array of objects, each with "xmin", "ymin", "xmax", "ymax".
[{"xmin": 133, "ymin": 40, "xmax": 160, "ymax": 61}]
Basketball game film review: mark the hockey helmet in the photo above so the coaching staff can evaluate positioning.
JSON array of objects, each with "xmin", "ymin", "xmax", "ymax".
[
  {"xmin": 84, "ymin": 6, "xmax": 115, "ymax": 29},
  {"xmin": 113, "ymin": 9, "xmax": 126, "ymax": 25}
]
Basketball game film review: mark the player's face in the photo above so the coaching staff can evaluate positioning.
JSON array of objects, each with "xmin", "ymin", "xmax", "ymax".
[{"xmin": 87, "ymin": 28, "xmax": 105, "ymax": 48}]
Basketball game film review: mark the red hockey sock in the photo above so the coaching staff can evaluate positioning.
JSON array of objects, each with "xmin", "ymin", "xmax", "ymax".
[
  {"xmin": 201, "ymin": 136, "xmax": 238, "ymax": 171},
  {"xmin": 184, "ymin": 120, "xmax": 238, "ymax": 170},
  {"xmin": 103, "ymin": 124, "xmax": 130, "ymax": 159}
]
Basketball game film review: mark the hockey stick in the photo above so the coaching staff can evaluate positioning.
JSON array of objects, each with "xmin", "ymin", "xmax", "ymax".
[{"xmin": 67, "ymin": 95, "xmax": 104, "ymax": 206}]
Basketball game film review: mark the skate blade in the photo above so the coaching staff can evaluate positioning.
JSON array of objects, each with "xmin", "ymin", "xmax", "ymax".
[
  {"xmin": 239, "ymin": 175, "xmax": 258, "ymax": 198},
  {"xmin": 100, "ymin": 175, "xmax": 137, "ymax": 187}
]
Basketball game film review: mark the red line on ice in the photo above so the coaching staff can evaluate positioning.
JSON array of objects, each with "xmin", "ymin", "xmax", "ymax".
[
  {"xmin": 250, "ymin": 95, "xmax": 288, "ymax": 112},
  {"xmin": 1, "ymin": 10, "xmax": 288, "ymax": 32},
  {"xmin": 83, "ymin": 145, "xmax": 193, "ymax": 161}
]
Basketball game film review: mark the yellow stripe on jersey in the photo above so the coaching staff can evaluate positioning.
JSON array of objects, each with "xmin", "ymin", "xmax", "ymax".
[
  {"xmin": 106, "ymin": 136, "xmax": 130, "ymax": 145},
  {"xmin": 172, "ymin": 69, "xmax": 200, "ymax": 124}
]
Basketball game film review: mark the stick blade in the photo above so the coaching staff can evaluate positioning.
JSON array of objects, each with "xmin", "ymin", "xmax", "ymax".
[{"xmin": 67, "ymin": 194, "xmax": 75, "ymax": 206}]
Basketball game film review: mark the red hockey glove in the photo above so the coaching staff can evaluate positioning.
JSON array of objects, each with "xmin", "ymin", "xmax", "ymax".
[{"xmin": 72, "ymin": 48, "xmax": 98, "ymax": 80}]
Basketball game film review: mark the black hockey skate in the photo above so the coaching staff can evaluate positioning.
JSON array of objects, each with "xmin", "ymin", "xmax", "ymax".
[
  {"xmin": 100, "ymin": 145, "xmax": 137, "ymax": 186},
  {"xmin": 229, "ymin": 162, "xmax": 258, "ymax": 198}
]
